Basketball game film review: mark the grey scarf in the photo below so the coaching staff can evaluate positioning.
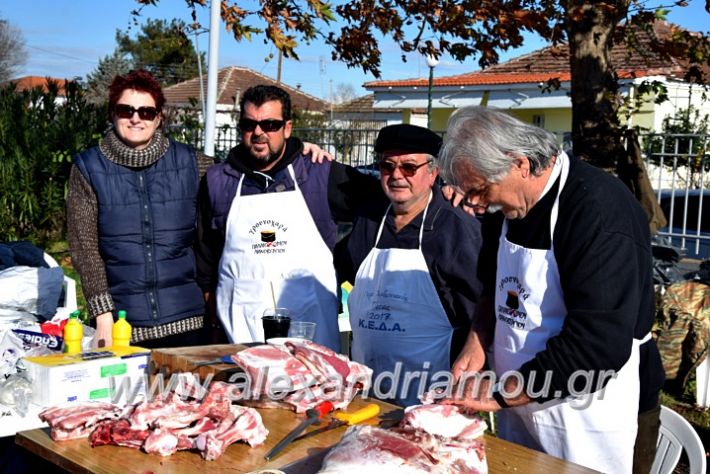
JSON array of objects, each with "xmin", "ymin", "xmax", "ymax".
[{"xmin": 99, "ymin": 128, "xmax": 170, "ymax": 168}]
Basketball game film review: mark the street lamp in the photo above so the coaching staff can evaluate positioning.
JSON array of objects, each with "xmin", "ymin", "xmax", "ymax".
[{"xmin": 426, "ymin": 54, "xmax": 439, "ymax": 130}]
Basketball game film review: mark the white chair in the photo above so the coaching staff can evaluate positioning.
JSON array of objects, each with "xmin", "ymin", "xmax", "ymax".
[
  {"xmin": 43, "ymin": 252, "xmax": 78, "ymax": 319},
  {"xmin": 650, "ymin": 405, "xmax": 707, "ymax": 474}
]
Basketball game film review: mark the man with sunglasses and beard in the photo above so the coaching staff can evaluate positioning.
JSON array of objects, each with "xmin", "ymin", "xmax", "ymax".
[
  {"xmin": 334, "ymin": 124, "xmax": 484, "ymax": 406},
  {"xmin": 197, "ymin": 85, "xmax": 382, "ymax": 351}
]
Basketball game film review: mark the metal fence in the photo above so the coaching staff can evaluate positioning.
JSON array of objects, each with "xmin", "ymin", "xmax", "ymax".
[
  {"xmin": 642, "ymin": 133, "xmax": 710, "ymax": 259},
  {"xmin": 168, "ymin": 125, "xmax": 709, "ymax": 260},
  {"xmin": 168, "ymin": 125, "xmax": 383, "ymax": 166}
]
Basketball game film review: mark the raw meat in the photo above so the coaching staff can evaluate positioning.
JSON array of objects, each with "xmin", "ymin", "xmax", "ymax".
[
  {"xmin": 318, "ymin": 425, "xmax": 442, "ymax": 473},
  {"xmin": 319, "ymin": 404, "xmax": 488, "ymax": 474},
  {"xmin": 195, "ymin": 405, "xmax": 268, "ymax": 460},
  {"xmin": 38, "ymin": 402, "xmax": 123, "ymax": 441},
  {"xmin": 401, "ymin": 403, "xmax": 487, "ymax": 440},
  {"xmin": 42, "ymin": 376, "xmax": 268, "ymax": 461},
  {"xmin": 231, "ymin": 340, "xmax": 372, "ymax": 412},
  {"xmin": 231, "ymin": 344, "xmax": 317, "ymax": 394}
]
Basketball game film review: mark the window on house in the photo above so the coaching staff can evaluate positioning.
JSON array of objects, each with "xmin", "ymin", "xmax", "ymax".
[{"xmin": 532, "ymin": 114, "xmax": 545, "ymax": 128}]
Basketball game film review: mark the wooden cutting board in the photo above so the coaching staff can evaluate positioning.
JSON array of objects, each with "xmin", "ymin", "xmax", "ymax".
[{"xmin": 149, "ymin": 344, "xmax": 247, "ymax": 381}]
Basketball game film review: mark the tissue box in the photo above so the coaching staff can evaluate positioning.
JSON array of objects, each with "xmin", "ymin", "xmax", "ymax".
[{"xmin": 23, "ymin": 346, "xmax": 150, "ymax": 406}]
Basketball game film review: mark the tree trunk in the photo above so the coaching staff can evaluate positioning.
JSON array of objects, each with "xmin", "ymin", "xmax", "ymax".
[{"xmin": 566, "ymin": 1, "xmax": 628, "ymax": 171}]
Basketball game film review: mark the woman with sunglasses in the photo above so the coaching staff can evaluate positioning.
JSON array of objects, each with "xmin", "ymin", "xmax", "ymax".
[
  {"xmin": 334, "ymin": 123, "xmax": 484, "ymax": 407},
  {"xmin": 66, "ymin": 69, "xmax": 211, "ymax": 349}
]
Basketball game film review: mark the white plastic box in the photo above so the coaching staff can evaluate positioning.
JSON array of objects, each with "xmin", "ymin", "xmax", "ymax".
[{"xmin": 23, "ymin": 346, "xmax": 150, "ymax": 407}]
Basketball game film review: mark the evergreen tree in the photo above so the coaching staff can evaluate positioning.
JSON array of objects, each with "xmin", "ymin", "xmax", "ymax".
[
  {"xmin": 85, "ymin": 50, "xmax": 132, "ymax": 104},
  {"xmin": 116, "ymin": 18, "xmax": 205, "ymax": 86}
]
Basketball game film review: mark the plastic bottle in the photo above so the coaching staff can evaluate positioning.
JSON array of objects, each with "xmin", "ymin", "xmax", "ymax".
[
  {"xmin": 112, "ymin": 310, "xmax": 132, "ymax": 347},
  {"xmin": 63, "ymin": 310, "xmax": 83, "ymax": 354}
]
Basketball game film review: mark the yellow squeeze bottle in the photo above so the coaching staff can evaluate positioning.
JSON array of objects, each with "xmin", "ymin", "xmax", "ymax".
[
  {"xmin": 112, "ymin": 310, "xmax": 132, "ymax": 347},
  {"xmin": 63, "ymin": 310, "xmax": 83, "ymax": 354}
]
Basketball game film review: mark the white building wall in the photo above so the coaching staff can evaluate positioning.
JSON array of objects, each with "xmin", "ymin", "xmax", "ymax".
[{"xmin": 654, "ymin": 81, "xmax": 710, "ymax": 131}]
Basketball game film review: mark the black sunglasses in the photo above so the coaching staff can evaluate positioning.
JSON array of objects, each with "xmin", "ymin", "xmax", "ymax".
[
  {"xmin": 378, "ymin": 160, "xmax": 432, "ymax": 177},
  {"xmin": 238, "ymin": 118, "xmax": 286, "ymax": 132},
  {"xmin": 114, "ymin": 104, "xmax": 159, "ymax": 121}
]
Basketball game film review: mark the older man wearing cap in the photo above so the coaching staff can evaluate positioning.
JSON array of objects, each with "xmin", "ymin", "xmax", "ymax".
[{"xmin": 335, "ymin": 124, "xmax": 484, "ymax": 406}]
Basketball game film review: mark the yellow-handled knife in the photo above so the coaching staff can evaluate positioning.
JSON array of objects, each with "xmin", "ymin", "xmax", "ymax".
[{"xmin": 294, "ymin": 404, "xmax": 380, "ymax": 441}]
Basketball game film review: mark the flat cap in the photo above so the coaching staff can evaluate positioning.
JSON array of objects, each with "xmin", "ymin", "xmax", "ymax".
[{"xmin": 374, "ymin": 124, "xmax": 442, "ymax": 157}]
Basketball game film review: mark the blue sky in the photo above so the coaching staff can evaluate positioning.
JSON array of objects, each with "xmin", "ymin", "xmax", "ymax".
[{"xmin": 2, "ymin": 0, "xmax": 709, "ymax": 100}]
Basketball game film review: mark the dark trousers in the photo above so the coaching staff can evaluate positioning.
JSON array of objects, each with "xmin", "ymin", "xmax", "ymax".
[{"xmin": 633, "ymin": 403, "xmax": 661, "ymax": 474}]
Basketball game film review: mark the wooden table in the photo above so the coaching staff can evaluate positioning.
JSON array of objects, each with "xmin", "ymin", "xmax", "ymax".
[{"xmin": 16, "ymin": 344, "xmax": 599, "ymax": 473}]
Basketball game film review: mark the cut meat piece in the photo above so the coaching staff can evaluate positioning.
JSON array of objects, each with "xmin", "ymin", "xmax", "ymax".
[
  {"xmin": 286, "ymin": 339, "xmax": 373, "ymax": 390},
  {"xmin": 143, "ymin": 428, "xmax": 179, "ymax": 457},
  {"xmin": 195, "ymin": 405, "xmax": 268, "ymax": 460},
  {"xmin": 39, "ymin": 402, "xmax": 123, "ymax": 441},
  {"xmin": 89, "ymin": 419, "xmax": 151, "ymax": 449},
  {"xmin": 231, "ymin": 344, "xmax": 316, "ymax": 395},
  {"xmin": 318, "ymin": 425, "xmax": 444, "ymax": 473},
  {"xmin": 231, "ymin": 341, "xmax": 372, "ymax": 413},
  {"xmin": 318, "ymin": 404, "xmax": 488, "ymax": 474},
  {"xmin": 401, "ymin": 404, "xmax": 487, "ymax": 440}
]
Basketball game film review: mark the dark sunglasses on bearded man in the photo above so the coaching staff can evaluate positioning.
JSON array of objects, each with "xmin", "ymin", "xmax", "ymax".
[{"xmin": 238, "ymin": 118, "xmax": 287, "ymax": 133}]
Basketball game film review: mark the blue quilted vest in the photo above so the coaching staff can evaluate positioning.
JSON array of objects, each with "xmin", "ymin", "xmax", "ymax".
[{"xmin": 74, "ymin": 140, "xmax": 204, "ymax": 326}]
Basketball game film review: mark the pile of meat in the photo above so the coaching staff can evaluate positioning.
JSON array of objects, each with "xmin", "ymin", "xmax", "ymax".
[
  {"xmin": 231, "ymin": 339, "xmax": 372, "ymax": 413},
  {"xmin": 318, "ymin": 404, "xmax": 488, "ymax": 473},
  {"xmin": 38, "ymin": 379, "xmax": 267, "ymax": 460}
]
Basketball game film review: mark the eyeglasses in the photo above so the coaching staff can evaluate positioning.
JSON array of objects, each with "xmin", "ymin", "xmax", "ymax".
[
  {"xmin": 378, "ymin": 160, "xmax": 432, "ymax": 177},
  {"xmin": 238, "ymin": 118, "xmax": 286, "ymax": 132},
  {"xmin": 113, "ymin": 104, "xmax": 159, "ymax": 121}
]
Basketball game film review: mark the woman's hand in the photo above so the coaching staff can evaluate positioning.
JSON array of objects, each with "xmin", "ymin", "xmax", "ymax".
[{"xmin": 93, "ymin": 312, "xmax": 114, "ymax": 348}]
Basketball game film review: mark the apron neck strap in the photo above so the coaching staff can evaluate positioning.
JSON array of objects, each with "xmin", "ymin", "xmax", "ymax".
[
  {"xmin": 548, "ymin": 151, "xmax": 569, "ymax": 242},
  {"xmin": 375, "ymin": 191, "xmax": 433, "ymax": 249},
  {"xmin": 501, "ymin": 151, "xmax": 570, "ymax": 243},
  {"xmin": 235, "ymin": 163, "xmax": 299, "ymax": 196},
  {"xmin": 286, "ymin": 164, "xmax": 299, "ymax": 191}
]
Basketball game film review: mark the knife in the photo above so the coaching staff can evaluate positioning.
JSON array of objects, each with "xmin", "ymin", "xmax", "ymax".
[
  {"xmin": 264, "ymin": 401, "xmax": 335, "ymax": 461},
  {"xmin": 191, "ymin": 355, "xmax": 235, "ymax": 367},
  {"xmin": 293, "ymin": 403, "xmax": 381, "ymax": 441}
]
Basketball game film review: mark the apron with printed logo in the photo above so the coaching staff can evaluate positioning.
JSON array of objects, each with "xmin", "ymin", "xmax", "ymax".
[
  {"xmin": 349, "ymin": 194, "xmax": 453, "ymax": 406},
  {"xmin": 216, "ymin": 165, "xmax": 340, "ymax": 351},
  {"xmin": 494, "ymin": 152, "xmax": 643, "ymax": 473}
]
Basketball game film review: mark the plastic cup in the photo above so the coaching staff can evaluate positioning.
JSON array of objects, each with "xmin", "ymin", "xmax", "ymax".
[
  {"xmin": 262, "ymin": 308, "xmax": 291, "ymax": 341},
  {"xmin": 287, "ymin": 321, "xmax": 317, "ymax": 341}
]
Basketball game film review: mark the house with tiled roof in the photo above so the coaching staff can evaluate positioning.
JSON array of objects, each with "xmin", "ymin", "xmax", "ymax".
[
  {"xmin": 7, "ymin": 76, "xmax": 70, "ymax": 105},
  {"xmin": 365, "ymin": 21, "xmax": 710, "ymax": 136},
  {"xmin": 163, "ymin": 66, "xmax": 330, "ymax": 128},
  {"xmin": 331, "ymin": 94, "xmax": 401, "ymax": 126}
]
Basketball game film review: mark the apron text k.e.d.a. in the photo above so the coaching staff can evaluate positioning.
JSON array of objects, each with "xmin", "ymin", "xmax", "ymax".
[{"xmin": 349, "ymin": 193, "xmax": 452, "ymax": 407}]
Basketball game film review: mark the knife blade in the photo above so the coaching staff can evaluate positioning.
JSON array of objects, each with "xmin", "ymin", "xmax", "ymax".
[
  {"xmin": 264, "ymin": 401, "xmax": 334, "ymax": 461},
  {"xmin": 293, "ymin": 403, "xmax": 381, "ymax": 441},
  {"xmin": 191, "ymin": 355, "xmax": 235, "ymax": 367}
]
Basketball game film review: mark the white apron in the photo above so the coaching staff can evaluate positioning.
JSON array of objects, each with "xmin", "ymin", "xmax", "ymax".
[
  {"xmin": 216, "ymin": 165, "xmax": 340, "ymax": 351},
  {"xmin": 349, "ymin": 194, "xmax": 452, "ymax": 406},
  {"xmin": 493, "ymin": 152, "xmax": 643, "ymax": 473}
]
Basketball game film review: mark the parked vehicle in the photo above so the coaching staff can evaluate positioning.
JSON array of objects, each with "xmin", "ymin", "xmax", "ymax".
[{"xmin": 658, "ymin": 189, "xmax": 710, "ymax": 259}]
